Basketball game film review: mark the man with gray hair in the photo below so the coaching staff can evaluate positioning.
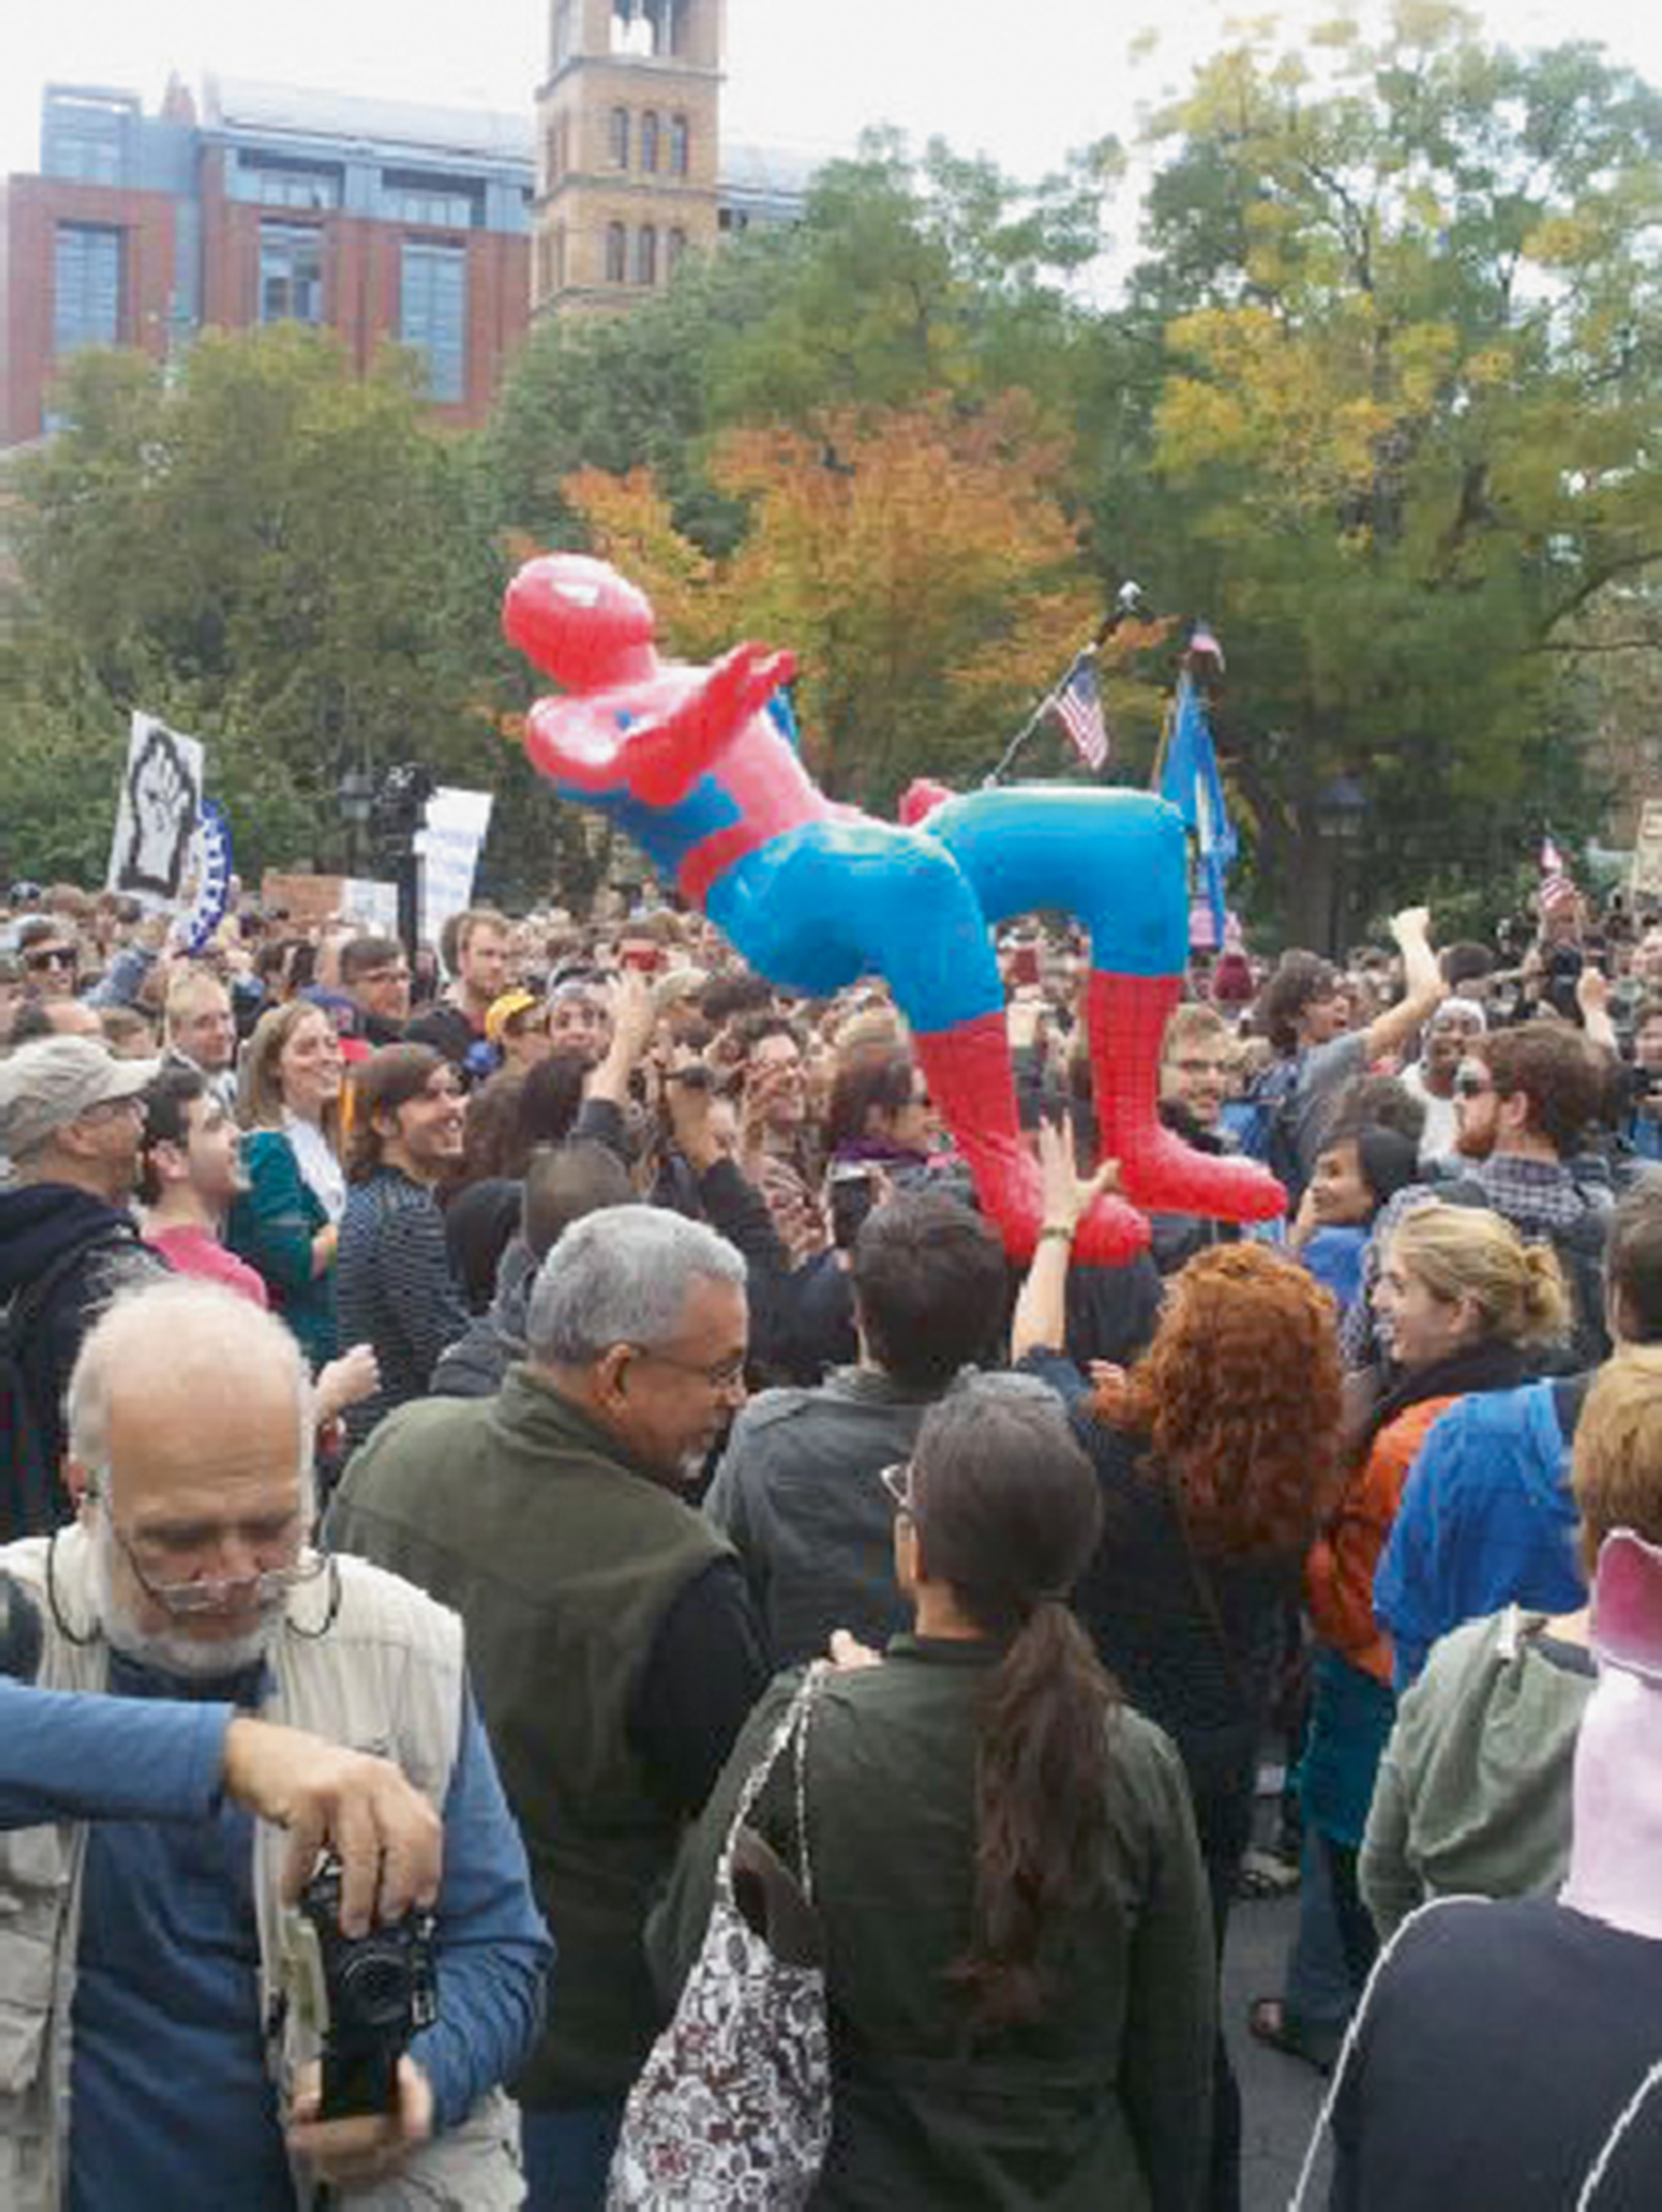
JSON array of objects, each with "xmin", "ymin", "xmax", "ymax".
[
  {"xmin": 329, "ymin": 1204, "xmax": 768, "ymax": 2212},
  {"xmin": 0, "ymin": 1035, "xmax": 167, "ymax": 1539},
  {"xmin": 0, "ymin": 1276, "xmax": 550, "ymax": 2210}
]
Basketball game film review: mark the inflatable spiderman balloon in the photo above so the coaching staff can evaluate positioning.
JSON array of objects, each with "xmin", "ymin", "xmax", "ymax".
[{"xmin": 504, "ymin": 553, "xmax": 1285, "ymax": 1262}]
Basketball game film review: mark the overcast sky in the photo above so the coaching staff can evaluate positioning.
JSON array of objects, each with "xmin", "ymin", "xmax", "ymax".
[{"xmin": 6, "ymin": 0, "xmax": 1662, "ymax": 223}]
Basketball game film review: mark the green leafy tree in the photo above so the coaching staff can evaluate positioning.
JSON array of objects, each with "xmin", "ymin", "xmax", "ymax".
[
  {"xmin": 1092, "ymin": 2, "xmax": 1662, "ymax": 937},
  {"xmin": 3, "ymin": 328, "xmax": 504, "ymax": 882}
]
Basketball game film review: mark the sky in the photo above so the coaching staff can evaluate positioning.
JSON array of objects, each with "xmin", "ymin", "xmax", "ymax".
[{"xmin": 6, "ymin": 0, "xmax": 1662, "ymax": 221}]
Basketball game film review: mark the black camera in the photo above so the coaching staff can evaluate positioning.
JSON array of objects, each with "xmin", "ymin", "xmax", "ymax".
[{"xmin": 295, "ymin": 1853, "xmax": 437, "ymax": 2119}]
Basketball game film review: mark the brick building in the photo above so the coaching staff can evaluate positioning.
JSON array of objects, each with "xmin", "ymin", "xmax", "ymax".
[
  {"xmin": 2, "ymin": 58, "xmax": 815, "ymax": 447},
  {"xmin": 2, "ymin": 77, "xmax": 534, "ymax": 444}
]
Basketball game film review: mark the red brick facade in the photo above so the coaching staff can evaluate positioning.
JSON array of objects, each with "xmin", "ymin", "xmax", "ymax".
[
  {"xmin": 4, "ymin": 156, "xmax": 530, "ymax": 443},
  {"xmin": 3, "ymin": 176, "xmax": 178, "ymax": 444}
]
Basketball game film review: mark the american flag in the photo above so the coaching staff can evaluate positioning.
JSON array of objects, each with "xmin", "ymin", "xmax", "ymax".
[
  {"xmin": 1540, "ymin": 833, "xmax": 1577, "ymax": 915},
  {"xmin": 1051, "ymin": 652, "xmax": 1109, "ymax": 769}
]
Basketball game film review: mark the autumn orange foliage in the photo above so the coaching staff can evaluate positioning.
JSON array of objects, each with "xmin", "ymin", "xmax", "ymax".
[{"xmin": 562, "ymin": 394, "xmax": 1163, "ymax": 802}]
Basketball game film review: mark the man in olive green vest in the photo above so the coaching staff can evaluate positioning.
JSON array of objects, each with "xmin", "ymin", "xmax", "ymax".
[{"xmin": 329, "ymin": 1203, "xmax": 770, "ymax": 2212}]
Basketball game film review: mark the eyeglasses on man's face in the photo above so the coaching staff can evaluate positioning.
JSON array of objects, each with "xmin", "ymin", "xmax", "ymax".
[
  {"xmin": 23, "ymin": 945, "xmax": 76, "ymax": 974},
  {"xmin": 1453, "ymin": 1062, "xmax": 1493, "ymax": 1100},
  {"xmin": 627, "ymin": 1344, "xmax": 748, "ymax": 1394},
  {"xmin": 881, "ymin": 1461, "xmax": 915, "ymax": 1515},
  {"xmin": 89, "ymin": 1485, "xmax": 325, "ymax": 1618}
]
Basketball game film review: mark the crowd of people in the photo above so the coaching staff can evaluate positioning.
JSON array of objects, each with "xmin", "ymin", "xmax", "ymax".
[{"xmin": 3, "ymin": 861, "xmax": 1662, "ymax": 2210}]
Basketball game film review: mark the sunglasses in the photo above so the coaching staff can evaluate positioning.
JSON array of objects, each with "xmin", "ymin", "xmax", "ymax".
[
  {"xmin": 23, "ymin": 946, "xmax": 76, "ymax": 973},
  {"xmin": 1453, "ymin": 1064, "xmax": 1492, "ymax": 1099}
]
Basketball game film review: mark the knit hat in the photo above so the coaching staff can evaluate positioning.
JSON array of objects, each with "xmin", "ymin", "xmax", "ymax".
[
  {"xmin": 1560, "ymin": 1530, "xmax": 1662, "ymax": 1941},
  {"xmin": 0, "ymin": 1036, "xmax": 160, "ymax": 1159}
]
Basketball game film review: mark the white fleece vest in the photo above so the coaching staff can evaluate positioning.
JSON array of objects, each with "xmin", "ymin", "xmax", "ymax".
[{"xmin": 0, "ymin": 1526, "xmax": 524, "ymax": 2212}]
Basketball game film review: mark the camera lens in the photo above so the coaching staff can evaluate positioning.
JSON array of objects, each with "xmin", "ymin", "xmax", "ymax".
[{"xmin": 337, "ymin": 1947, "xmax": 412, "ymax": 2031}]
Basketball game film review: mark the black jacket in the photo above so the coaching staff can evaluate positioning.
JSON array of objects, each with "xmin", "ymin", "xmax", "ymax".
[{"xmin": 0, "ymin": 1182, "xmax": 166, "ymax": 1534}]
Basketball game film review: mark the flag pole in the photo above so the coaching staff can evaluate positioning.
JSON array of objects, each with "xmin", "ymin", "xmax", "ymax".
[{"xmin": 983, "ymin": 653, "xmax": 1087, "ymax": 789}]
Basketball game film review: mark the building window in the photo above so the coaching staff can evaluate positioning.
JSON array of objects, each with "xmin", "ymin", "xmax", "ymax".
[
  {"xmin": 553, "ymin": 0, "xmax": 579, "ymax": 68},
  {"xmin": 258, "ymin": 223, "xmax": 324, "ymax": 325},
  {"xmin": 670, "ymin": 114, "xmax": 690, "ymax": 178},
  {"xmin": 605, "ymin": 222, "xmax": 627, "ymax": 284},
  {"xmin": 400, "ymin": 241, "xmax": 466, "ymax": 404},
  {"xmin": 238, "ymin": 155, "xmax": 342, "ymax": 210},
  {"xmin": 46, "ymin": 101, "xmax": 127, "ymax": 186},
  {"xmin": 636, "ymin": 224, "xmax": 657, "ymax": 286},
  {"xmin": 611, "ymin": 106, "xmax": 631, "ymax": 170},
  {"xmin": 543, "ymin": 126, "xmax": 559, "ymax": 191},
  {"xmin": 667, "ymin": 226, "xmax": 687, "ymax": 274},
  {"xmin": 53, "ymin": 224, "xmax": 122, "ymax": 356},
  {"xmin": 555, "ymin": 224, "xmax": 568, "ymax": 292},
  {"xmin": 641, "ymin": 111, "xmax": 660, "ymax": 175},
  {"xmin": 381, "ymin": 172, "xmax": 483, "ymax": 229}
]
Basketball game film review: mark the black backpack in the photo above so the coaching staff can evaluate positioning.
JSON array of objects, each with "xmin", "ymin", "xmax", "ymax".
[{"xmin": 0, "ymin": 1231, "xmax": 131, "ymax": 1542}]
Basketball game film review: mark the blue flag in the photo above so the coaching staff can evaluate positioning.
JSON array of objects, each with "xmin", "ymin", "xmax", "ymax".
[{"xmin": 1158, "ymin": 671, "xmax": 1237, "ymax": 943}]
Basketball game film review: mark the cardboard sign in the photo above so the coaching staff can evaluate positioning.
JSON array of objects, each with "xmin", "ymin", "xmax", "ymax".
[{"xmin": 258, "ymin": 873, "xmax": 400, "ymax": 933}]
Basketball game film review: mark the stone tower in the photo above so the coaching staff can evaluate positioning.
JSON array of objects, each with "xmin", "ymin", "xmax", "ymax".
[{"xmin": 534, "ymin": 0, "xmax": 723, "ymax": 314}]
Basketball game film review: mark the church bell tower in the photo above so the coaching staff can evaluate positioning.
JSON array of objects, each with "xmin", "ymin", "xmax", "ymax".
[{"xmin": 534, "ymin": 0, "xmax": 724, "ymax": 314}]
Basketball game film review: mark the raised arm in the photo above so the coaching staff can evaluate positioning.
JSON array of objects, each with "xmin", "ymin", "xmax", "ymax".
[{"xmin": 1364, "ymin": 907, "xmax": 1446, "ymax": 1063}]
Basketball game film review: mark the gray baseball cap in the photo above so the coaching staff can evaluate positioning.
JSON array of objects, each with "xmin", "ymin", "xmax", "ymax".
[{"xmin": 0, "ymin": 1037, "xmax": 160, "ymax": 1159}]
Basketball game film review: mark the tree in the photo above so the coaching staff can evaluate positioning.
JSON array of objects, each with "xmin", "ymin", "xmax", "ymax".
[
  {"xmin": 1094, "ymin": 2, "xmax": 1662, "ymax": 937},
  {"xmin": 2, "ymin": 328, "xmax": 503, "ymax": 882},
  {"xmin": 563, "ymin": 393, "xmax": 1168, "ymax": 806}
]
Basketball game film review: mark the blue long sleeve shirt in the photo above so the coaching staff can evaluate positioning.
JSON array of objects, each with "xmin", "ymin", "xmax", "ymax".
[
  {"xmin": 0, "ymin": 1677, "xmax": 231, "ymax": 1829},
  {"xmin": 59, "ymin": 1657, "xmax": 549, "ymax": 2212}
]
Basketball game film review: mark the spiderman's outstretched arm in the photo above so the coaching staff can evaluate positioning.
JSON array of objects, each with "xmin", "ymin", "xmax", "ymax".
[{"xmin": 524, "ymin": 644, "xmax": 795, "ymax": 807}]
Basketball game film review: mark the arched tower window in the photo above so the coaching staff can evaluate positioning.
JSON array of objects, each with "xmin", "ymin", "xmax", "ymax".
[
  {"xmin": 641, "ymin": 111, "xmax": 660, "ymax": 174},
  {"xmin": 636, "ymin": 224, "xmax": 657, "ymax": 286},
  {"xmin": 669, "ymin": 114, "xmax": 690, "ymax": 178},
  {"xmin": 610, "ymin": 106, "xmax": 631, "ymax": 170},
  {"xmin": 605, "ymin": 221, "xmax": 627, "ymax": 283}
]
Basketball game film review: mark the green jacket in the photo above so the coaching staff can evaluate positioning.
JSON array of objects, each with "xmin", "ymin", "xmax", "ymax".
[
  {"xmin": 1361, "ymin": 1604, "xmax": 1595, "ymax": 1938},
  {"xmin": 225, "ymin": 1128, "xmax": 337, "ymax": 1370},
  {"xmin": 648, "ymin": 1639, "xmax": 1215, "ymax": 2211},
  {"xmin": 327, "ymin": 1364, "xmax": 733, "ymax": 2102}
]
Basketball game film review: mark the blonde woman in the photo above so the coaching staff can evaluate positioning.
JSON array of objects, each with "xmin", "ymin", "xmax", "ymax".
[
  {"xmin": 226, "ymin": 1000, "xmax": 346, "ymax": 1369},
  {"xmin": 1363, "ymin": 1344, "xmax": 1662, "ymax": 1935},
  {"xmin": 1265, "ymin": 1202, "xmax": 1568, "ymax": 2045}
]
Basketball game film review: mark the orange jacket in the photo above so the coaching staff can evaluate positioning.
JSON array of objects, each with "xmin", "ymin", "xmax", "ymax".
[{"xmin": 1306, "ymin": 1396, "xmax": 1458, "ymax": 1685}]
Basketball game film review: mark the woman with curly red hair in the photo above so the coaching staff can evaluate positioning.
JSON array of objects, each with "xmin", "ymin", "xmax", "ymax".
[{"xmin": 1014, "ymin": 1122, "xmax": 1343, "ymax": 2212}]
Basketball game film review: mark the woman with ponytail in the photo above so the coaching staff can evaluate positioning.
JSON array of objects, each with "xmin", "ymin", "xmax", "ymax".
[{"xmin": 649, "ymin": 1374, "xmax": 1216, "ymax": 2210}]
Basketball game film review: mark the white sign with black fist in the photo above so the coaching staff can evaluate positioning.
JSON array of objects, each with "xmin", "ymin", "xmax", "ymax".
[{"xmin": 107, "ymin": 713, "xmax": 206, "ymax": 907}]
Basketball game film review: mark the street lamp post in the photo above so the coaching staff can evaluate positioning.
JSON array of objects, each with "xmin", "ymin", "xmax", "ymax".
[{"xmin": 1315, "ymin": 775, "xmax": 1368, "ymax": 959}]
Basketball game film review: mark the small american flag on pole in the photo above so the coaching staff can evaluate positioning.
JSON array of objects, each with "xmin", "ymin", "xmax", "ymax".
[
  {"xmin": 1051, "ymin": 651, "xmax": 1109, "ymax": 769},
  {"xmin": 1540, "ymin": 833, "xmax": 1576, "ymax": 916}
]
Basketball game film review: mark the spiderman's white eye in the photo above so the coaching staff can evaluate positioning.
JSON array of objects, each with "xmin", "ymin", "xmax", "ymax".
[{"xmin": 553, "ymin": 579, "xmax": 601, "ymax": 607}]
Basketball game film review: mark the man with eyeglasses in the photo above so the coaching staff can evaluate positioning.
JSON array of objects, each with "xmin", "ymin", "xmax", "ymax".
[
  {"xmin": 0, "ymin": 1276, "xmax": 550, "ymax": 2211},
  {"xmin": 0, "ymin": 1038, "xmax": 168, "ymax": 1540},
  {"xmin": 0, "ymin": 1282, "xmax": 553, "ymax": 2212},
  {"xmin": 338, "ymin": 934, "xmax": 413, "ymax": 1049},
  {"xmin": 329, "ymin": 1204, "xmax": 769, "ymax": 2212},
  {"xmin": 1149, "ymin": 1001, "xmax": 1246, "ymax": 1274}
]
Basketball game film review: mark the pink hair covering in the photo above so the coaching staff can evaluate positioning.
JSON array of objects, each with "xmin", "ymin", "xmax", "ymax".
[{"xmin": 1560, "ymin": 1530, "xmax": 1662, "ymax": 1941}]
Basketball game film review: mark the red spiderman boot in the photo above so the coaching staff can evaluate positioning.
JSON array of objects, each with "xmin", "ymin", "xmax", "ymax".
[
  {"xmin": 913, "ymin": 1011, "xmax": 1151, "ymax": 1265},
  {"xmin": 1087, "ymin": 971, "xmax": 1286, "ymax": 1221}
]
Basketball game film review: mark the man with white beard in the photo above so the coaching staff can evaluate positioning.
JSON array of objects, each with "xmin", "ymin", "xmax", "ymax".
[{"xmin": 0, "ymin": 1278, "xmax": 550, "ymax": 2212}]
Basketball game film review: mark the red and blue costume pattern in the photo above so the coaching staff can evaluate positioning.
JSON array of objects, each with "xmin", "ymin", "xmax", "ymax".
[{"xmin": 504, "ymin": 554, "xmax": 1284, "ymax": 1261}]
